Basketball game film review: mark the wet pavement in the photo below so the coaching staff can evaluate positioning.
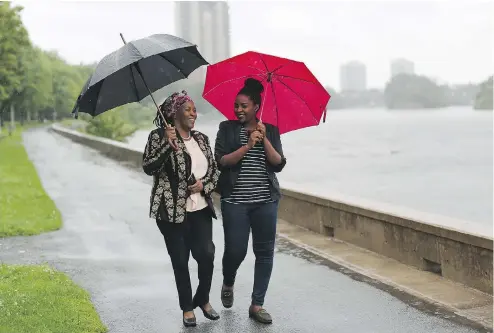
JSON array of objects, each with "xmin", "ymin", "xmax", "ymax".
[{"xmin": 0, "ymin": 127, "xmax": 488, "ymax": 333}]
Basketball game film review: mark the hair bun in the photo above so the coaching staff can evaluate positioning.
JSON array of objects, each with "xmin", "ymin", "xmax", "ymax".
[{"xmin": 244, "ymin": 78, "xmax": 264, "ymax": 94}]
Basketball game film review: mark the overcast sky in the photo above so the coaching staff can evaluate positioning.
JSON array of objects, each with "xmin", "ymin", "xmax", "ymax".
[{"xmin": 14, "ymin": 0, "xmax": 493, "ymax": 90}]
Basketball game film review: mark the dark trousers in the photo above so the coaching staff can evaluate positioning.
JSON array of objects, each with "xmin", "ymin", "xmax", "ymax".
[
  {"xmin": 221, "ymin": 200, "xmax": 278, "ymax": 306},
  {"xmin": 156, "ymin": 207, "xmax": 215, "ymax": 312}
]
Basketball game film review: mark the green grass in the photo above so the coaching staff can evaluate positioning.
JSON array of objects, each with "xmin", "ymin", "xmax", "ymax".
[
  {"xmin": 0, "ymin": 126, "xmax": 62, "ymax": 237},
  {"xmin": 0, "ymin": 126, "xmax": 107, "ymax": 332},
  {"xmin": 0, "ymin": 264, "xmax": 107, "ymax": 333}
]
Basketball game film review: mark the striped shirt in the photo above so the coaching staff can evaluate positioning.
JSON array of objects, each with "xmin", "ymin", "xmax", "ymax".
[{"xmin": 224, "ymin": 126, "xmax": 272, "ymax": 204}]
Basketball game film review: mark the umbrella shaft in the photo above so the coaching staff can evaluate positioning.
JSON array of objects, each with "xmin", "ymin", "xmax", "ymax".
[
  {"xmin": 119, "ymin": 32, "xmax": 168, "ymax": 127},
  {"xmin": 132, "ymin": 62, "xmax": 168, "ymax": 126}
]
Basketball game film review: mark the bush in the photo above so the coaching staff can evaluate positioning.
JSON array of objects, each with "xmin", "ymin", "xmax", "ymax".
[{"xmin": 84, "ymin": 108, "xmax": 137, "ymax": 142}]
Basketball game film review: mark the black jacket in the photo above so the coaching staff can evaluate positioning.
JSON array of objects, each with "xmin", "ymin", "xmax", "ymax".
[
  {"xmin": 214, "ymin": 120, "xmax": 286, "ymax": 200},
  {"xmin": 142, "ymin": 128, "xmax": 219, "ymax": 223}
]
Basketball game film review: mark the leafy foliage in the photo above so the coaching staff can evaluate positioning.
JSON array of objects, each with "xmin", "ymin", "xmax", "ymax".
[
  {"xmin": 0, "ymin": 3, "xmax": 96, "ymax": 126},
  {"xmin": 0, "ymin": 3, "xmax": 30, "ymax": 103},
  {"xmin": 384, "ymin": 74, "xmax": 448, "ymax": 109},
  {"xmin": 84, "ymin": 108, "xmax": 137, "ymax": 142},
  {"xmin": 474, "ymin": 76, "xmax": 493, "ymax": 110}
]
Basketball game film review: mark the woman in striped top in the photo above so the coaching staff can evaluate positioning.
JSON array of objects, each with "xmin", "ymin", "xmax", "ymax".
[{"xmin": 215, "ymin": 78, "xmax": 286, "ymax": 324}]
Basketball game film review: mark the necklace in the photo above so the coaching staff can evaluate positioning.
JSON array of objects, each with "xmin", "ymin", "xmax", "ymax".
[{"xmin": 182, "ymin": 133, "xmax": 192, "ymax": 141}]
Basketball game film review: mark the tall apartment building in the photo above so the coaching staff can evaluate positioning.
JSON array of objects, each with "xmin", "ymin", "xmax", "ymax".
[
  {"xmin": 339, "ymin": 61, "xmax": 367, "ymax": 92},
  {"xmin": 174, "ymin": 1, "xmax": 230, "ymax": 81}
]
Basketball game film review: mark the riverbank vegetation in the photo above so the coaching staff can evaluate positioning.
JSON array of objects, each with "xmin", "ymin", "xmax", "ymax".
[
  {"xmin": 328, "ymin": 75, "xmax": 490, "ymax": 111},
  {"xmin": 474, "ymin": 76, "xmax": 493, "ymax": 110}
]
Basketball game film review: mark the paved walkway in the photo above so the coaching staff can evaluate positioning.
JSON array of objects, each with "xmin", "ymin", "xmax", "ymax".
[{"xmin": 0, "ymin": 127, "xmax": 486, "ymax": 333}]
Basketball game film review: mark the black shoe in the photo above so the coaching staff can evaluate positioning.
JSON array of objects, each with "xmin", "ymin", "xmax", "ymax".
[
  {"xmin": 221, "ymin": 286, "xmax": 234, "ymax": 308},
  {"xmin": 199, "ymin": 305, "xmax": 220, "ymax": 321},
  {"xmin": 183, "ymin": 314, "xmax": 196, "ymax": 327},
  {"xmin": 249, "ymin": 308, "xmax": 273, "ymax": 324}
]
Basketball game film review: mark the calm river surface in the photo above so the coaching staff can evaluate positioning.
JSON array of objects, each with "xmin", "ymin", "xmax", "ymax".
[{"xmin": 127, "ymin": 107, "xmax": 493, "ymax": 236}]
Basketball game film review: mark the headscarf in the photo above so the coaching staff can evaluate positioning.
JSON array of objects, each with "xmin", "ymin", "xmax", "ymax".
[{"xmin": 159, "ymin": 90, "xmax": 193, "ymax": 121}]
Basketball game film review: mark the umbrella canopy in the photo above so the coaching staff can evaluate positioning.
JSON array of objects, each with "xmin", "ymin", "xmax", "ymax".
[
  {"xmin": 202, "ymin": 51, "xmax": 331, "ymax": 134},
  {"xmin": 73, "ymin": 34, "xmax": 208, "ymax": 118}
]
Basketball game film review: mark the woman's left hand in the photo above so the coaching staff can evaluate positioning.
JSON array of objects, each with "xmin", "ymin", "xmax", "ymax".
[{"xmin": 188, "ymin": 180, "xmax": 204, "ymax": 194}]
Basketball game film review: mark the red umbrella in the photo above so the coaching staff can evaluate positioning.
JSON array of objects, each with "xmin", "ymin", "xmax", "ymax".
[{"xmin": 202, "ymin": 51, "xmax": 331, "ymax": 134}]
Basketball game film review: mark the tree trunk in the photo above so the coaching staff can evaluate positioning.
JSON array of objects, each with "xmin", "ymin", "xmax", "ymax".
[
  {"xmin": 9, "ymin": 104, "xmax": 15, "ymax": 135},
  {"xmin": 10, "ymin": 104, "xmax": 15, "ymax": 126}
]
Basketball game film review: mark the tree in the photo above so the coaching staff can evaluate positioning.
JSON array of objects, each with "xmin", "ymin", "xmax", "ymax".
[
  {"xmin": 325, "ymin": 87, "xmax": 345, "ymax": 109},
  {"xmin": 384, "ymin": 74, "xmax": 447, "ymax": 109},
  {"xmin": 474, "ymin": 76, "xmax": 493, "ymax": 110},
  {"xmin": 44, "ymin": 51, "xmax": 89, "ymax": 120},
  {"xmin": 0, "ymin": 3, "xmax": 31, "ymax": 126},
  {"xmin": 13, "ymin": 47, "xmax": 54, "ymax": 123},
  {"xmin": 0, "ymin": 4, "xmax": 116, "ymax": 132},
  {"xmin": 84, "ymin": 108, "xmax": 137, "ymax": 142},
  {"xmin": 0, "ymin": 3, "xmax": 30, "ymax": 103}
]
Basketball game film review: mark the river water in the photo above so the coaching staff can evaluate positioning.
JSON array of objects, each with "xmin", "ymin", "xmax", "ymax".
[{"xmin": 126, "ymin": 107, "xmax": 493, "ymax": 236}]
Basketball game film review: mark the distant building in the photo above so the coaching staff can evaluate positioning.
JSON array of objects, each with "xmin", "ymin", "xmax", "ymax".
[
  {"xmin": 339, "ymin": 61, "xmax": 367, "ymax": 92},
  {"xmin": 390, "ymin": 58, "xmax": 415, "ymax": 78},
  {"xmin": 174, "ymin": 1, "xmax": 230, "ymax": 81}
]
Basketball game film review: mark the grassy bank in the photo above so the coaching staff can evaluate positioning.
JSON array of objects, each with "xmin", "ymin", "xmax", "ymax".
[
  {"xmin": 0, "ymin": 126, "xmax": 62, "ymax": 237},
  {"xmin": 0, "ymin": 126, "xmax": 107, "ymax": 332},
  {"xmin": 0, "ymin": 264, "xmax": 107, "ymax": 333}
]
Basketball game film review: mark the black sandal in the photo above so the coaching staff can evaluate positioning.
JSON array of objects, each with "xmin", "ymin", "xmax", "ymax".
[
  {"xmin": 199, "ymin": 305, "xmax": 220, "ymax": 320},
  {"xmin": 183, "ymin": 314, "xmax": 196, "ymax": 327},
  {"xmin": 249, "ymin": 308, "xmax": 273, "ymax": 324},
  {"xmin": 192, "ymin": 298, "xmax": 220, "ymax": 320},
  {"xmin": 221, "ymin": 286, "xmax": 234, "ymax": 308}
]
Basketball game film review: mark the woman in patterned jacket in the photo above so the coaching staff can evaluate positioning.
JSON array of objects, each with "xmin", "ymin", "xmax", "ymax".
[{"xmin": 142, "ymin": 91, "xmax": 220, "ymax": 328}]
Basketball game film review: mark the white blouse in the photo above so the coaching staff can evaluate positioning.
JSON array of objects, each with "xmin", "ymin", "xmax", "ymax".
[{"xmin": 183, "ymin": 138, "xmax": 209, "ymax": 212}]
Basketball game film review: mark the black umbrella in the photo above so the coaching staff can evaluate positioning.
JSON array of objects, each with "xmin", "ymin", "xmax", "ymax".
[{"xmin": 73, "ymin": 33, "xmax": 208, "ymax": 126}]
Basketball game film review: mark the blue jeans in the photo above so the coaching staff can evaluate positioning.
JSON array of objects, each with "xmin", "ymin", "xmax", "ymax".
[{"xmin": 221, "ymin": 200, "xmax": 278, "ymax": 306}]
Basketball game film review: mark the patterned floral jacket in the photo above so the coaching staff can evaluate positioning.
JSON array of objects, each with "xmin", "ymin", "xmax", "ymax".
[{"xmin": 142, "ymin": 128, "xmax": 219, "ymax": 223}]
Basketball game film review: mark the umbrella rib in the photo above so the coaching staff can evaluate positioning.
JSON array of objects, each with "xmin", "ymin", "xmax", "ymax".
[
  {"xmin": 275, "ymin": 74, "xmax": 315, "ymax": 84},
  {"xmin": 272, "ymin": 61, "xmax": 299, "ymax": 74},
  {"xmin": 257, "ymin": 53, "xmax": 270, "ymax": 72},
  {"xmin": 268, "ymin": 81, "xmax": 281, "ymax": 129},
  {"xmin": 129, "ymin": 65, "xmax": 142, "ymax": 100},
  {"xmin": 203, "ymin": 74, "xmax": 263, "ymax": 97},
  {"xmin": 157, "ymin": 53, "xmax": 187, "ymax": 80},
  {"xmin": 241, "ymin": 64, "xmax": 264, "ymax": 74},
  {"xmin": 92, "ymin": 79, "xmax": 107, "ymax": 116},
  {"xmin": 274, "ymin": 76, "xmax": 318, "ymax": 123}
]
